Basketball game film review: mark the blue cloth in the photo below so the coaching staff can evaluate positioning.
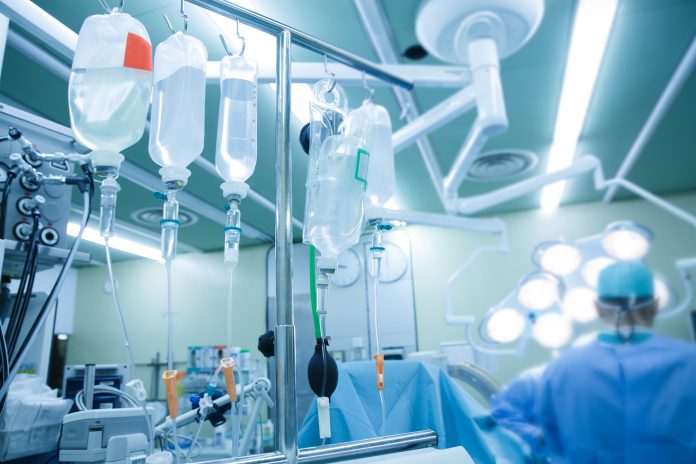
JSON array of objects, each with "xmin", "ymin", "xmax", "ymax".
[
  {"xmin": 536, "ymin": 334, "xmax": 696, "ymax": 463},
  {"xmin": 490, "ymin": 365, "xmax": 546, "ymax": 454},
  {"xmin": 598, "ymin": 262, "xmax": 654, "ymax": 299},
  {"xmin": 298, "ymin": 361, "xmax": 530, "ymax": 464}
]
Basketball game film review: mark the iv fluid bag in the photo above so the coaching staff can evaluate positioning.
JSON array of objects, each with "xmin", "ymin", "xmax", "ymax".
[
  {"xmin": 350, "ymin": 102, "xmax": 396, "ymax": 208},
  {"xmin": 215, "ymin": 55, "xmax": 258, "ymax": 183},
  {"xmin": 303, "ymin": 135, "xmax": 368, "ymax": 259},
  {"xmin": 69, "ymin": 12, "xmax": 152, "ymax": 154},
  {"xmin": 149, "ymin": 32, "xmax": 207, "ymax": 170}
]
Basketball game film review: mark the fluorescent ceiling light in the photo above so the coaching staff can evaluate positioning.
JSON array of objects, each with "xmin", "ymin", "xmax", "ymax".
[
  {"xmin": 204, "ymin": 1, "xmax": 313, "ymax": 123},
  {"xmin": 540, "ymin": 0, "xmax": 619, "ymax": 212},
  {"xmin": 67, "ymin": 222, "xmax": 163, "ymax": 262}
]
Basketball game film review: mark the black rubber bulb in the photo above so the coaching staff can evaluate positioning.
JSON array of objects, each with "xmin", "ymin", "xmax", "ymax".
[{"xmin": 307, "ymin": 339, "xmax": 338, "ymax": 399}]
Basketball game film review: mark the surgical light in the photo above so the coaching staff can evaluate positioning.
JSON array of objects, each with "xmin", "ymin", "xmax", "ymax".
[
  {"xmin": 581, "ymin": 256, "xmax": 615, "ymax": 288},
  {"xmin": 540, "ymin": 0, "xmax": 619, "ymax": 211},
  {"xmin": 67, "ymin": 222, "xmax": 163, "ymax": 262},
  {"xmin": 601, "ymin": 221, "xmax": 652, "ymax": 261},
  {"xmin": 517, "ymin": 272, "xmax": 561, "ymax": 310},
  {"xmin": 532, "ymin": 312, "xmax": 573, "ymax": 348},
  {"xmin": 534, "ymin": 241, "xmax": 582, "ymax": 276},
  {"xmin": 562, "ymin": 287, "xmax": 598, "ymax": 323},
  {"xmin": 485, "ymin": 308, "xmax": 526, "ymax": 344}
]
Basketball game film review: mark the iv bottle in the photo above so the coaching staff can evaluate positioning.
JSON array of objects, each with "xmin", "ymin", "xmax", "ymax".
[
  {"xmin": 69, "ymin": 12, "xmax": 152, "ymax": 158},
  {"xmin": 303, "ymin": 129, "xmax": 369, "ymax": 260},
  {"xmin": 216, "ymin": 55, "xmax": 258, "ymax": 184},
  {"xmin": 149, "ymin": 32, "xmax": 207, "ymax": 182},
  {"xmin": 352, "ymin": 102, "xmax": 396, "ymax": 209}
]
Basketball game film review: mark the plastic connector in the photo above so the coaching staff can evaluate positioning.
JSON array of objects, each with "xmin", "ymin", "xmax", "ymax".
[
  {"xmin": 317, "ymin": 396, "xmax": 331, "ymax": 439},
  {"xmin": 220, "ymin": 357, "xmax": 238, "ymax": 402},
  {"xmin": 374, "ymin": 354, "xmax": 385, "ymax": 391},
  {"xmin": 126, "ymin": 378, "xmax": 147, "ymax": 402},
  {"xmin": 162, "ymin": 369, "xmax": 179, "ymax": 419}
]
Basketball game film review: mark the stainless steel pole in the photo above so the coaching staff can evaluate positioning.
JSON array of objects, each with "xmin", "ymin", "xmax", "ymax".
[
  {"xmin": 186, "ymin": 0, "xmax": 413, "ymax": 90},
  {"xmin": 274, "ymin": 29, "xmax": 297, "ymax": 464},
  {"xmin": 83, "ymin": 364, "xmax": 96, "ymax": 410}
]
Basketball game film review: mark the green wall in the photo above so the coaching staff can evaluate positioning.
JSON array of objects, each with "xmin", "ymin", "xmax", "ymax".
[
  {"xmin": 67, "ymin": 191, "xmax": 696, "ymax": 389},
  {"xmin": 67, "ymin": 245, "xmax": 270, "ymax": 396}
]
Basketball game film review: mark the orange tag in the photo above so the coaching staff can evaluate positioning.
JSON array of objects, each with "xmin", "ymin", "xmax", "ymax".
[
  {"xmin": 374, "ymin": 354, "xmax": 385, "ymax": 391},
  {"xmin": 123, "ymin": 32, "xmax": 152, "ymax": 71},
  {"xmin": 221, "ymin": 357, "xmax": 238, "ymax": 402},
  {"xmin": 162, "ymin": 370, "xmax": 179, "ymax": 419}
]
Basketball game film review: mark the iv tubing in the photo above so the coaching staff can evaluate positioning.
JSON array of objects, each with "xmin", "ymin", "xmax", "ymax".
[
  {"xmin": 104, "ymin": 241, "xmax": 154, "ymax": 452},
  {"xmin": 309, "ymin": 246, "xmax": 322, "ymax": 339},
  {"xmin": 166, "ymin": 259, "xmax": 174, "ymax": 372}
]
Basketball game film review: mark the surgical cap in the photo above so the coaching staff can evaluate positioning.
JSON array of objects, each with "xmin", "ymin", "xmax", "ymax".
[{"xmin": 598, "ymin": 262, "xmax": 654, "ymax": 300}]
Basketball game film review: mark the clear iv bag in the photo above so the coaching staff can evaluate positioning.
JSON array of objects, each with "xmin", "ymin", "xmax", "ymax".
[
  {"xmin": 303, "ymin": 81, "xmax": 368, "ymax": 260},
  {"xmin": 350, "ymin": 102, "xmax": 396, "ymax": 208},
  {"xmin": 69, "ymin": 12, "xmax": 152, "ymax": 154},
  {"xmin": 215, "ymin": 55, "xmax": 258, "ymax": 184},
  {"xmin": 148, "ymin": 32, "xmax": 207, "ymax": 175}
]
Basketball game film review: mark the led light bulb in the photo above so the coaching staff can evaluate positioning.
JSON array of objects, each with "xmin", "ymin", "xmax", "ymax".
[
  {"xmin": 601, "ymin": 221, "xmax": 652, "ymax": 261},
  {"xmin": 517, "ymin": 273, "xmax": 560, "ymax": 310},
  {"xmin": 535, "ymin": 242, "xmax": 582, "ymax": 276},
  {"xmin": 532, "ymin": 312, "xmax": 573, "ymax": 348},
  {"xmin": 582, "ymin": 256, "xmax": 615, "ymax": 288},
  {"xmin": 485, "ymin": 308, "xmax": 526, "ymax": 344},
  {"xmin": 562, "ymin": 287, "xmax": 598, "ymax": 323}
]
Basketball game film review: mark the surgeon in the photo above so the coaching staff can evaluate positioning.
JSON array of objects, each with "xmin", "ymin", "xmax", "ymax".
[
  {"xmin": 489, "ymin": 365, "xmax": 546, "ymax": 455},
  {"xmin": 536, "ymin": 262, "xmax": 696, "ymax": 463}
]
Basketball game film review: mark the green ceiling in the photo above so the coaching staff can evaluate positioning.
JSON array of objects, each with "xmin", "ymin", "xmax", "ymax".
[{"xmin": 1, "ymin": 0, "xmax": 695, "ymax": 259}]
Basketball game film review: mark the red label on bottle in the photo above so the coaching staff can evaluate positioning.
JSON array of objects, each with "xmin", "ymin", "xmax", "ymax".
[{"xmin": 123, "ymin": 32, "xmax": 152, "ymax": 71}]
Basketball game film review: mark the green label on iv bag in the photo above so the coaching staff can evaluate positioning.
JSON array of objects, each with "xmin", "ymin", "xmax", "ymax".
[{"xmin": 355, "ymin": 148, "xmax": 370, "ymax": 185}]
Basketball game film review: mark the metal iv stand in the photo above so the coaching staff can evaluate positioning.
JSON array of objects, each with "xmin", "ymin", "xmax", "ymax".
[{"xmin": 186, "ymin": 1, "xmax": 436, "ymax": 463}]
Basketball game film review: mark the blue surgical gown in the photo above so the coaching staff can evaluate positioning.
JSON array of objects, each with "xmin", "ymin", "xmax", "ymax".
[
  {"xmin": 490, "ymin": 365, "xmax": 546, "ymax": 454},
  {"xmin": 298, "ymin": 360, "xmax": 531, "ymax": 463},
  {"xmin": 536, "ymin": 334, "xmax": 696, "ymax": 463}
]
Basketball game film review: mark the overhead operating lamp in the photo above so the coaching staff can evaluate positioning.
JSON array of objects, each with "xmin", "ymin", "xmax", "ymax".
[
  {"xmin": 534, "ymin": 240, "xmax": 583, "ymax": 277},
  {"xmin": 517, "ymin": 271, "xmax": 562, "ymax": 311},
  {"xmin": 601, "ymin": 221, "xmax": 653, "ymax": 261}
]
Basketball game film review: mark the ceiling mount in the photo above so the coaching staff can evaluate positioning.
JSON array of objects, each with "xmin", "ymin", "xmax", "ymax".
[{"xmin": 415, "ymin": 0, "xmax": 544, "ymax": 65}]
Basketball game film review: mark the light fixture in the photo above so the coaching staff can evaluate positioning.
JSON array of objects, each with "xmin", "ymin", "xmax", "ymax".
[
  {"xmin": 532, "ymin": 312, "xmax": 573, "ymax": 348},
  {"xmin": 534, "ymin": 241, "xmax": 582, "ymax": 276},
  {"xmin": 540, "ymin": 0, "xmax": 619, "ymax": 211},
  {"xmin": 654, "ymin": 277, "xmax": 671, "ymax": 310},
  {"xmin": 57, "ymin": 334, "xmax": 69, "ymax": 341},
  {"xmin": 601, "ymin": 221, "xmax": 652, "ymax": 261},
  {"xmin": 485, "ymin": 308, "xmax": 526, "ymax": 344},
  {"xmin": 67, "ymin": 222, "xmax": 163, "ymax": 262},
  {"xmin": 562, "ymin": 287, "xmax": 598, "ymax": 323},
  {"xmin": 581, "ymin": 256, "xmax": 615, "ymax": 288},
  {"xmin": 517, "ymin": 272, "xmax": 561, "ymax": 310}
]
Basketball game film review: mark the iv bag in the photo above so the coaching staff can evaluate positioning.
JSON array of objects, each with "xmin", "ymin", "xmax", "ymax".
[
  {"xmin": 303, "ymin": 82, "xmax": 369, "ymax": 260},
  {"xmin": 215, "ymin": 55, "xmax": 258, "ymax": 184},
  {"xmin": 68, "ymin": 12, "xmax": 152, "ymax": 155},
  {"xmin": 149, "ymin": 32, "xmax": 207, "ymax": 182},
  {"xmin": 349, "ymin": 102, "xmax": 396, "ymax": 209}
]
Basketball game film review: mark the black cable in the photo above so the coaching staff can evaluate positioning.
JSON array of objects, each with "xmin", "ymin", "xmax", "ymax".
[
  {"xmin": 5, "ymin": 213, "xmax": 40, "ymax": 355},
  {"xmin": 5, "ymin": 184, "xmax": 93, "ymax": 392},
  {"xmin": 0, "ymin": 171, "xmax": 17, "ymax": 240},
  {"xmin": 10, "ymin": 231, "xmax": 41, "ymax": 361}
]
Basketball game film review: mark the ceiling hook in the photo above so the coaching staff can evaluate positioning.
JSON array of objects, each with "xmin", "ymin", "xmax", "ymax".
[
  {"xmin": 163, "ymin": 0, "xmax": 188, "ymax": 35},
  {"xmin": 324, "ymin": 54, "xmax": 337, "ymax": 93},
  {"xmin": 98, "ymin": 0, "xmax": 124, "ymax": 14},
  {"xmin": 362, "ymin": 71, "xmax": 375, "ymax": 102}
]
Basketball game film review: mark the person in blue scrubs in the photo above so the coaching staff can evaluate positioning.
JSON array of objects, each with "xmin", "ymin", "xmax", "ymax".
[
  {"xmin": 489, "ymin": 365, "xmax": 546, "ymax": 455},
  {"xmin": 536, "ymin": 262, "xmax": 696, "ymax": 463}
]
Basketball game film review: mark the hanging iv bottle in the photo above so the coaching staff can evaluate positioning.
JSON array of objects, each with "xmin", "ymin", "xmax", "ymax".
[
  {"xmin": 354, "ymin": 102, "xmax": 396, "ymax": 209},
  {"xmin": 216, "ymin": 54, "xmax": 258, "ymax": 186},
  {"xmin": 303, "ymin": 88, "xmax": 369, "ymax": 261},
  {"xmin": 149, "ymin": 32, "xmax": 207, "ymax": 185},
  {"xmin": 69, "ymin": 11, "xmax": 152, "ymax": 169}
]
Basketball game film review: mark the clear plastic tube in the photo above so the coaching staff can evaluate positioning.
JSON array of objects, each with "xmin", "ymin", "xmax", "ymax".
[
  {"xmin": 166, "ymin": 259, "xmax": 174, "ymax": 372},
  {"xmin": 370, "ymin": 228, "xmax": 385, "ymax": 436},
  {"xmin": 162, "ymin": 191, "xmax": 180, "ymax": 261},
  {"xmin": 104, "ymin": 241, "xmax": 154, "ymax": 451},
  {"xmin": 227, "ymin": 269, "xmax": 235, "ymax": 352}
]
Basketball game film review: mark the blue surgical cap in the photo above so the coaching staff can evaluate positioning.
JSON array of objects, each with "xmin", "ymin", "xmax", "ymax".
[{"xmin": 598, "ymin": 262, "xmax": 654, "ymax": 300}]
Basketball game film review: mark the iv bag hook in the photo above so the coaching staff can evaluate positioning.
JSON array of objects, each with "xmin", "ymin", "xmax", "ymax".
[
  {"xmin": 98, "ymin": 0, "xmax": 124, "ymax": 14},
  {"xmin": 324, "ymin": 54, "xmax": 337, "ymax": 93},
  {"xmin": 163, "ymin": 0, "xmax": 188, "ymax": 34},
  {"xmin": 219, "ymin": 19, "xmax": 246, "ymax": 57},
  {"xmin": 362, "ymin": 71, "xmax": 375, "ymax": 102}
]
